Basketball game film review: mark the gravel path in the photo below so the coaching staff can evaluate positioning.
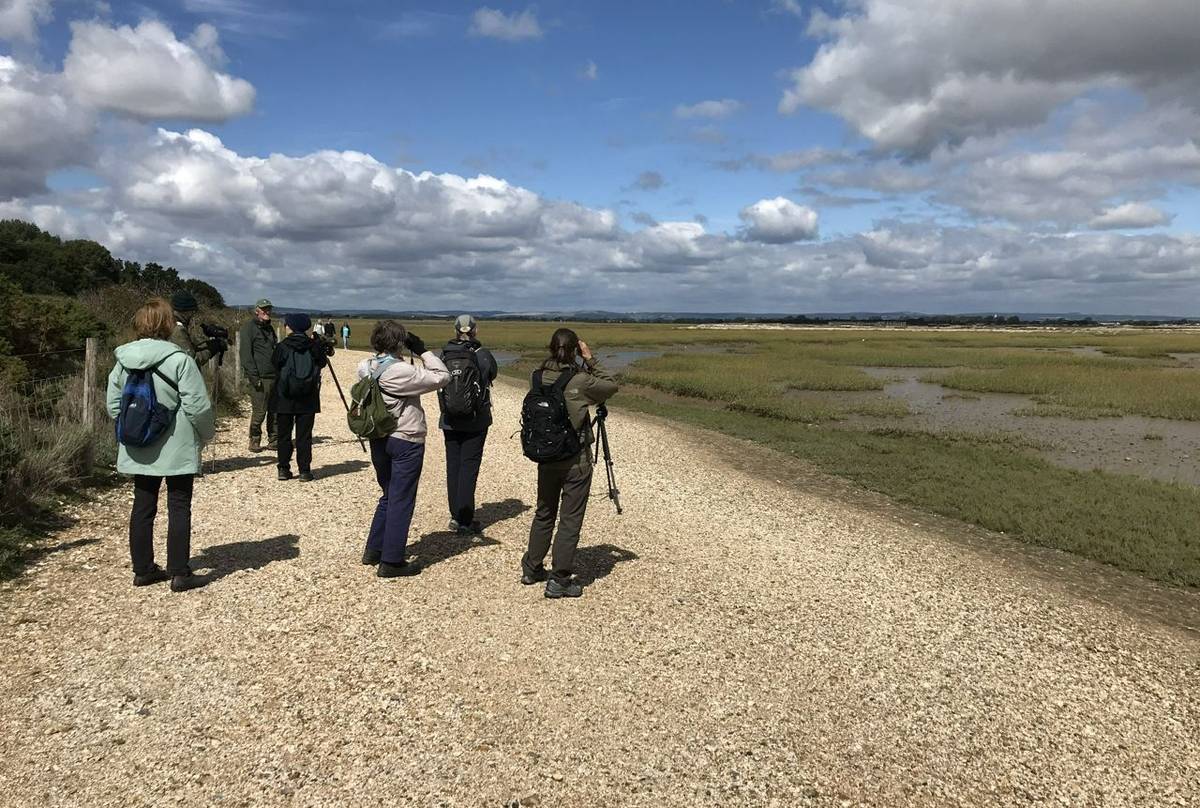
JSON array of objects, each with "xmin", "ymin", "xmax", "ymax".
[{"xmin": 2, "ymin": 349, "xmax": 1198, "ymax": 807}]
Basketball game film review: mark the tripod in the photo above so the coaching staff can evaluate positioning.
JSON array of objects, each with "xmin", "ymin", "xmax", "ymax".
[
  {"xmin": 592, "ymin": 403, "xmax": 622, "ymax": 514},
  {"xmin": 324, "ymin": 358, "xmax": 366, "ymax": 453}
]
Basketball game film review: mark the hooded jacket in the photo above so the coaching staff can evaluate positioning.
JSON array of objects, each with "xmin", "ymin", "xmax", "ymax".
[
  {"xmin": 106, "ymin": 338, "xmax": 215, "ymax": 477},
  {"xmin": 270, "ymin": 332, "xmax": 330, "ymax": 414},
  {"xmin": 356, "ymin": 351, "xmax": 449, "ymax": 444}
]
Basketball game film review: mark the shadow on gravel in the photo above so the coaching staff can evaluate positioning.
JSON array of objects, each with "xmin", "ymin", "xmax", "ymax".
[
  {"xmin": 312, "ymin": 459, "xmax": 371, "ymax": 479},
  {"xmin": 409, "ymin": 531, "xmax": 500, "ymax": 570},
  {"xmin": 205, "ymin": 454, "xmax": 276, "ymax": 475},
  {"xmin": 575, "ymin": 544, "xmax": 639, "ymax": 585},
  {"xmin": 190, "ymin": 533, "xmax": 301, "ymax": 586},
  {"xmin": 475, "ymin": 498, "xmax": 531, "ymax": 529}
]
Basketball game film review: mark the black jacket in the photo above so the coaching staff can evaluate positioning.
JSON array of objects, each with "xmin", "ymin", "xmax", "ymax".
[
  {"xmin": 269, "ymin": 333, "xmax": 331, "ymax": 414},
  {"xmin": 437, "ymin": 338, "xmax": 498, "ymax": 432}
]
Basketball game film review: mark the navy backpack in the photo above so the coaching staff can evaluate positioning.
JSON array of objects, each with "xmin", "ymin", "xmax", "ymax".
[{"xmin": 115, "ymin": 358, "xmax": 180, "ymax": 448}]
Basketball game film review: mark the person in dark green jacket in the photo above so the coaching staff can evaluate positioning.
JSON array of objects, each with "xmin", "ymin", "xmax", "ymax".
[
  {"xmin": 238, "ymin": 298, "xmax": 278, "ymax": 452},
  {"xmin": 521, "ymin": 327, "xmax": 618, "ymax": 599},
  {"xmin": 107, "ymin": 298, "xmax": 215, "ymax": 593},
  {"xmin": 169, "ymin": 289, "xmax": 216, "ymax": 368}
]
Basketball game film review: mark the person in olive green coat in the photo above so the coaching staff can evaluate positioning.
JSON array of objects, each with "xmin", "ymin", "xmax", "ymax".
[
  {"xmin": 107, "ymin": 298, "xmax": 216, "ymax": 592},
  {"xmin": 170, "ymin": 288, "xmax": 216, "ymax": 367},
  {"xmin": 238, "ymin": 298, "xmax": 278, "ymax": 452}
]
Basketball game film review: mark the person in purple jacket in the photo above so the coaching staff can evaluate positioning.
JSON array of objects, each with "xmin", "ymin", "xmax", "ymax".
[{"xmin": 355, "ymin": 320, "xmax": 449, "ymax": 578}]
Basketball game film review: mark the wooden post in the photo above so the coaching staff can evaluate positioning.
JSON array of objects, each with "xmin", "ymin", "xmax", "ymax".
[
  {"xmin": 232, "ymin": 334, "xmax": 241, "ymax": 394},
  {"xmin": 82, "ymin": 337, "xmax": 97, "ymax": 471}
]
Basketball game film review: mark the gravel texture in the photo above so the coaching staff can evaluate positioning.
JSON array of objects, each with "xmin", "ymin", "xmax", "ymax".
[{"xmin": 1, "ymin": 349, "xmax": 1198, "ymax": 807}]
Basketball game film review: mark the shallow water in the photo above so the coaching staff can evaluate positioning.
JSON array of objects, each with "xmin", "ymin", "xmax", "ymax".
[{"xmin": 830, "ymin": 367, "xmax": 1200, "ymax": 487}]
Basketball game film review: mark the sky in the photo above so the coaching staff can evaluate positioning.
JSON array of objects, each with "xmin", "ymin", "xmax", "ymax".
[{"xmin": 2, "ymin": 0, "xmax": 1200, "ymax": 314}]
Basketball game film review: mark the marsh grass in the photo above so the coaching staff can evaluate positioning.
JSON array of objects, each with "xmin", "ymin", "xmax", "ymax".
[{"xmin": 618, "ymin": 392, "xmax": 1200, "ymax": 586}]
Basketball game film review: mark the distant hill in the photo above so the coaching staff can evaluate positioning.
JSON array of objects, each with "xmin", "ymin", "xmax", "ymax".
[{"xmin": 242, "ymin": 305, "xmax": 1196, "ymax": 325}]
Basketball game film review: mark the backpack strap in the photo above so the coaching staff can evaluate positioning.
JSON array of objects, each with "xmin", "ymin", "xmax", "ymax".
[{"xmin": 531, "ymin": 369, "xmax": 544, "ymax": 391}]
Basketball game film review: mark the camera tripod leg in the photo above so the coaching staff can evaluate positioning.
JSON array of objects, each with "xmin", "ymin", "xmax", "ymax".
[{"xmin": 325, "ymin": 362, "xmax": 366, "ymax": 453}]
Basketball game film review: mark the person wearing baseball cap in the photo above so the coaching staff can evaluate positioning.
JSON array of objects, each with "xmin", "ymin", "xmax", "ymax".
[
  {"xmin": 269, "ymin": 312, "xmax": 333, "ymax": 481},
  {"xmin": 238, "ymin": 298, "xmax": 278, "ymax": 452},
  {"xmin": 169, "ymin": 288, "xmax": 216, "ymax": 367},
  {"xmin": 436, "ymin": 314, "xmax": 498, "ymax": 534}
]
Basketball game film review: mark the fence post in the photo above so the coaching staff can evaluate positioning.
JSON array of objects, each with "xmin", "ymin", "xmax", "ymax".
[
  {"xmin": 232, "ymin": 334, "xmax": 241, "ymax": 393},
  {"xmin": 82, "ymin": 337, "xmax": 97, "ymax": 470}
]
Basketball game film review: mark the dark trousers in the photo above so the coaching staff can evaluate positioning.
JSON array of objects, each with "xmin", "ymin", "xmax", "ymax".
[
  {"xmin": 366, "ymin": 436, "xmax": 425, "ymax": 564},
  {"xmin": 444, "ymin": 428, "xmax": 488, "ymax": 525},
  {"xmin": 523, "ymin": 449, "xmax": 593, "ymax": 582},
  {"xmin": 276, "ymin": 412, "xmax": 315, "ymax": 473},
  {"xmin": 247, "ymin": 377, "xmax": 277, "ymax": 445},
  {"xmin": 129, "ymin": 474, "xmax": 194, "ymax": 576}
]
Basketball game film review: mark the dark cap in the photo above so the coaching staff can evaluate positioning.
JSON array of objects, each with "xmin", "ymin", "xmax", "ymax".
[
  {"xmin": 284, "ymin": 312, "xmax": 312, "ymax": 333},
  {"xmin": 255, "ymin": 298, "xmax": 273, "ymax": 310},
  {"xmin": 171, "ymin": 289, "xmax": 198, "ymax": 312}
]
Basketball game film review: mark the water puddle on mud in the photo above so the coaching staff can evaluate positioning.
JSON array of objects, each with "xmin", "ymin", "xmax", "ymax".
[{"xmin": 812, "ymin": 367, "xmax": 1200, "ymax": 487}]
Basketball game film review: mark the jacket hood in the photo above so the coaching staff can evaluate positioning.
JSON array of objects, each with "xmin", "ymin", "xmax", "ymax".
[
  {"xmin": 114, "ymin": 338, "xmax": 186, "ymax": 370},
  {"xmin": 447, "ymin": 337, "xmax": 482, "ymax": 350},
  {"xmin": 282, "ymin": 333, "xmax": 314, "ymax": 352}
]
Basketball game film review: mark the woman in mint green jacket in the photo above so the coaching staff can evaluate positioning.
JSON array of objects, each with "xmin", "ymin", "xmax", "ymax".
[{"xmin": 106, "ymin": 298, "xmax": 215, "ymax": 592}]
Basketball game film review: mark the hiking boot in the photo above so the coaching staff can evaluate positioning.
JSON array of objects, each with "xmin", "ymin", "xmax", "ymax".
[
  {"xmin": 277, "ymin": 468, "xmax": 293, "ymax": 481},
  {"xmin": 362, "ymin": 548, "xmax": 381, "ymax": 566},
  {"xmin": 133, "ymin": 565, "xmax": 169, "ymax": 587},
  {"xmin": 377, "ymin": 559, "xmax": 422, "ymax": 578},
  {"xmin": 248, "ymin": 438, "xmax": 261, "ymax": 453},
  {"xmin": 448, "ymin": 519, "xmax": 460, "ymax": 533},
  {"xmin": 521, "ymin": 566, "xmax": 548, "ymax": 586},
  {"xmin": 266, "ymin": 441, "xmax": 278, "ymax": 451},
  {"xmin": 298, "ymin": 471, "xmax": 314, "ymax": 482},
  {"xmin": 544, "ymin": 577, "xmax": 582, "ymax": 599},
  {"xmin": 169, "ymin": 572, "xmax": 205, "ymax": 592},
  {"xmin": 464, "ymin": 520, "xmax": 483, "ymax": 535}
]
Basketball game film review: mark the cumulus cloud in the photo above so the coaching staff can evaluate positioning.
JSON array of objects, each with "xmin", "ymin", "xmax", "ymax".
[
  {"xmin": 0, "ymin": 0, "xmax": 51, "ymax": 42},
  {"xmin": 674, "ymin": 98, "xmax": 742, "ymax": 119},
  {"xmin": 739, "ymin": 197, "xmax": 819, "ymax": 243},
  {"xmin": 784, "ymin": 0, "xmax": 1200, "ymax": 156},
  {"xmin": 468, "ymin": 7, "xmax": 542, "ymax": 41},
  {"xmin": 1089, "ymin": 202, "xmax": 1173, "ymax": 230},
  {"xmin": 64, "ymin": 20, "xmax": 255, "ymax": 121},
  {"xmin": 0, "ymin": 57, "xmax": 94, "ymax": 199}
]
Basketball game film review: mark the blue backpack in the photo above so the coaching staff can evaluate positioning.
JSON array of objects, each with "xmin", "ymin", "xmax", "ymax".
[{"xmin": 115, "ymin": 357, "xmax": 181, "ymax": 448}]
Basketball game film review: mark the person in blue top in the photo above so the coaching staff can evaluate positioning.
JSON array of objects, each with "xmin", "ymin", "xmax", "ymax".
[
  {"xmin": 341, "ymin": 321, "xmax": 351, "ymax": 350},
  {"xmin": 106, "ymin": 298, "xmax": 215, "ymax": 592}
]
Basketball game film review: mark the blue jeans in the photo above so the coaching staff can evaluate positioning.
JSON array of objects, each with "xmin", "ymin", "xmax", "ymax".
[{"xmin": 366, "ymin": 436, "xmax": 425, "ymax": 564}]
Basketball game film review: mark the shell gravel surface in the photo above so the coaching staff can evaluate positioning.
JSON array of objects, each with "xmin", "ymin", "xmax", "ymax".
[{"xmin": 1, "ymin": 349, "xmax": 1198, "ymax": 807}]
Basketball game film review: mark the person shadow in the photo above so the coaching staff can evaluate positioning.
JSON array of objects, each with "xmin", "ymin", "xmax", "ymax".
[
  {"xmin": 574, "ymin": 544, "xmax": 639, "ymax": 585},
  {"xmin": 474, "ymin": 498, "xmax": 531, "ymax": 529},
  {"xmin": 189, "ymin": 533, "xmax": 300, "ymax": 587},
  {"xmin": 312, "ymin": 459, "xmax": 371, "ymax": 479},
  {"xmin": 407, "ymin": 530, "xmax": 500, "ymax": 570},
  {"xmin": 206, "ymin": 454, "xmax": 276, "ymax": 475}
]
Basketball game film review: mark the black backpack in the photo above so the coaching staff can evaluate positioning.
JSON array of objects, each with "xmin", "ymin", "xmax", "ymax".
[
  {"xmin": 439, "ymin": 343, "xmax": 485, "ymax": 419},
  {"xmin": 279, "ymin": 344, "xmax": 319, "ymax": 399},
  {"xmin": 520, "ymin": 368, "xmax": 581, "ymax": 463}
]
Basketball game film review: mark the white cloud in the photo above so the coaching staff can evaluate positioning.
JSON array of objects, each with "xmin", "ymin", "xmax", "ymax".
[
  {"xmin": 0, "ymin": 0, "xmax": 51, "ymax": 43},
  {"xmin": 468, "ymin": 7, "xmax": 542, "ymax": 41},
  {"xmin": 674, "ymin": 98, "xmax": 742, "ymax": 119},
  {"xmin": 581, "ymin": 60, "xmax": 597, "ymax": 80},
  {"xmin": 64, "ymin": 20, "xmax": 255, "ymax": 121},
  {"xmin": 739, "ymin": 197, "xmax": 819, "ymax": 243},
  {"xmin": 1089, "ymin": 202, "xmax": 1173, "ymax": 231},
  {"xmin": 0, "ymin": 57, "xmax": 94, "ymax": 199},
  {"xmin": 783, "ymin": 0, "xmax": 1200, "ymax": 156},
  {"xmin": 772, "ymin": 0, "xmax": 805, "ymax": 17}
]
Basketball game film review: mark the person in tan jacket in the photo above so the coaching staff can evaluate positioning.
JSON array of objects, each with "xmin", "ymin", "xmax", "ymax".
[
  {"xmin": 355, "ymin": 320, "xmax": 449, "ymax": 577},
  {"xmin": 521, "ymin": 327, "xmax": 618, "ymax": 598}
]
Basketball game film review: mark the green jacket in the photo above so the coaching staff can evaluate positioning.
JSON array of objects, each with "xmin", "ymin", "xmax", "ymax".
[
  {"xmin": 238, "ymin": 318, "xmax": 278, "ymax": 379},
  {"xmin": 537, "ymin": 359, "xmax": 618, "ymax": 446},
  {"xmin": 170, "ymin": 316, "xmax": 214, "ymax": 367},
  {"xmin": 106, "ymin": 339, "xmax": 215, "ymax": 477}
]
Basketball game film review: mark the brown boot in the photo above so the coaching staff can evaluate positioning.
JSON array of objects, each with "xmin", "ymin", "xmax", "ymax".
[{"xmin": 248, "ymin": 437, "xmax": 261, "ymax": 453}]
